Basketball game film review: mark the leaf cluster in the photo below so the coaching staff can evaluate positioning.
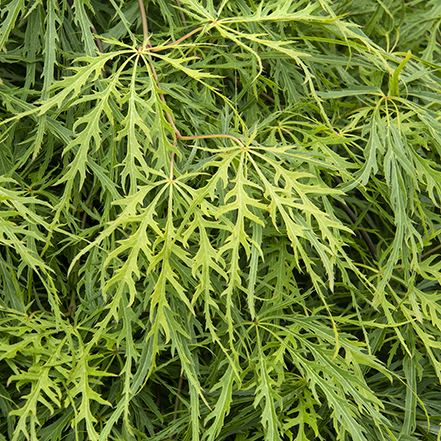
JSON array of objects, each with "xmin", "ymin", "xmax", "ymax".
[{"xmin": 1, "ymin": 0, "xmax": 441, "ymax": 440}]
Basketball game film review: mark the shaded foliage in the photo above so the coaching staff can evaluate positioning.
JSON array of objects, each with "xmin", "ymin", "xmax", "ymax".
[{"xmin": 1, "ymin": 0, "xmax": 441, "ymax": 440}]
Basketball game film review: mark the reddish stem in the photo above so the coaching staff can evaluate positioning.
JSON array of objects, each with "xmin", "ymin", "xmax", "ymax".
[{"xmin": 150, "ymin": 27, "xmax": 204, "ymax": 52}]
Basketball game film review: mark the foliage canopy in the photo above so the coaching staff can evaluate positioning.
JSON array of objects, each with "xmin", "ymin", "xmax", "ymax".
[{"xmin": 1, "ymin": 0, "xmax": 441, "ymax": 439}]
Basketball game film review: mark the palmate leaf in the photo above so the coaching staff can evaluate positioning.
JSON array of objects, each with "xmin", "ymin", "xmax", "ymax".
[
  {"xmin": 55, "ymin": 55, "xmax": 135, "ymax": 190},
  {"xmin": 3, "ymin": 51, "xmax": 129, "ymax": 122},
  {"xmin": 68, "ymin": 180, "xmax": 167, "ymax": 277},
  {"xmin": 146, "ymin": 186, "xmax": 194, "ymax": 356},
  {"xmin": 217, "ymin": 151, "xmax": 266, "ymax": 254},
  {"xmin": 283, "ymin": 389, "xmax": 319, "ymax": 441},
  {"xmin": 4, "ymin": 320, "xmax": 71, "ymax": 441},
  {"xmin": 214, "ymin": 152, "xmax": 267, "ymax": 351},
  {"xmin": 256, "ymin": 318, "xmax": 389, "ymax": 441},
  {"xmin": 9, "ymin": 366, "xmax": 62, "ymax": 441},
  {"xmin": 183, "ymin": 209, "xmax": 228, "ymax": 303},
  {"xmin": 0, "ymin": 179, "xmax": 63, "ymax": 321},
  {"xmin": 248, "ymin": 150, "xmax": 352, "ymax": 291},
  {"xmin": 68, "ymin": 352, "xmax": 115, "ymax": 441}
]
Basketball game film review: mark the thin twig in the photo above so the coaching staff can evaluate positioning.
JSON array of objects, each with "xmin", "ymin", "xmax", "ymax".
[
  {"xmin": 421, "ymin": 243, "xmax": 441, "ymax": 259},
  {"xmin": 173, "ymin": 374, "xmax": 184, "ymax": 420},
  {"xmin": 337, "ymin": 200, "xmax": 377, "ymax": 261},
  {"xmin": 261, "ymin": 92, "xmax": 275, "ymax": 105},
  {"xmin": 137, "ymin": 2, "xmax": 180, "ymax": 133},
  {"xmin": 168, "ymin": 373, "xmax": 184, "ymax": 440},
  {"xmin": 138, "ymin": 0, "xmax": 180, "ymax": 181},
  {"xmin": 177, "ymin": 133, "xmax": 244, "ymax": 149},
  {"xmin": 170, "ymin": 150, "xmax": 176, "ymax": 181},
  {"xmin": 150, "ymin": 27, "xmax": 204, "ymax": 52},
  {"xmin": 137, "ymin": 0, "xmax": 150, "ymax": 49},
  {"xmin": 225, "ymin": 75, "xmax": 278, "ymax": 107},
  {"xmin": 90, "ymin": 25, "xmax": 105, "ymax": 57},
  {"xmin": 174, "ymin": 0, "xmax": 187, "ymax": 27}
]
